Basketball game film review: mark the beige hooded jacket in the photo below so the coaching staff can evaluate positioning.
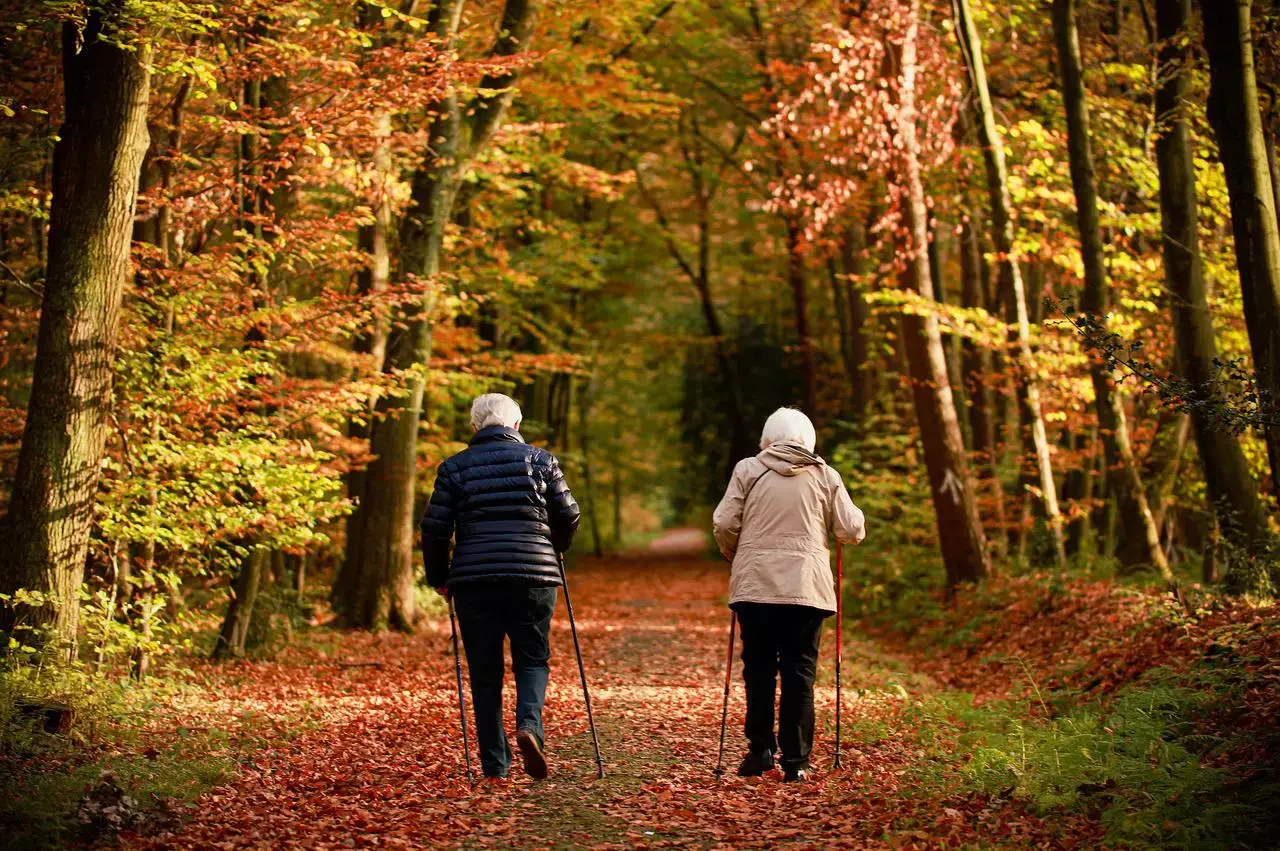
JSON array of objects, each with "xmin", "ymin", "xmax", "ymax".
[{"xmin": 712, "ymin": 441, "xmax": 866, "ymax": 614}]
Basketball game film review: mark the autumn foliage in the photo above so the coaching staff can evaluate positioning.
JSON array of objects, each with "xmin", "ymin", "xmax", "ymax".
[{"xmin": 2, "ymin": 0, "xmax": 1280, "ymax": 846}]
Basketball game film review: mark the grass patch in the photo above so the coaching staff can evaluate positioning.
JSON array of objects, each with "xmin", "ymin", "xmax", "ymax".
[{"xmin": 889, "ymin": 663, "xmax": 1280, "ymax": 849}]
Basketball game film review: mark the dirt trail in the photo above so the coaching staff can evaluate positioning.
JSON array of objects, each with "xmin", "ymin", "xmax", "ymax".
[{"xmin": 127, "ymin": 558, "xmax": 1095, "ymax": 849}]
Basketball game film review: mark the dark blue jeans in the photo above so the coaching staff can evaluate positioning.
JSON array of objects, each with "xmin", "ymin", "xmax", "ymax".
[{"xmin": 453, "ymin": 585, "xmax": 557, "ymax": 777}]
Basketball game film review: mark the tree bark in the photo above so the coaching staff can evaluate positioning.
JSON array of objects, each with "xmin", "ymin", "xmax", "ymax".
[
  {"xmin": 1199, "ymin": 0, "xmax": 1280, "ymax": 492},
  {"xmin": 1157, "ymin": 0, "xmax": 1276, "ymax": 582},
  {"xmin": 579, "ymin": 378, "xmax": 604, "ymax": 558},
  {"xmin": 786, "ymin": 219, "xmax": 819, "ymax": 417},
  {"xmin": 337, "ymin": 0, "xmax": 539, "ymax": 629},
  {"xmin": 892, "ymin": 1, "xmax": 990, "ymax": 587},
  {"xmin": 838, "ymin": 223, "xmax": 872, "ymax": 419},
  {"xmin": 334, "ymin": 102, "xmax": 395, "ymax": 619},
  {"xmin": 212, "ymin": 549, "xmax": 266, "ymax": 660},
  {"xmin": 0, "ymin": 9, "xmax": 151, "ymax": 656},
  {"xmin": 1054, "ymin": 0, "xmax": 1171, "ymax": 579},
  {"xmin": 955, "ymin": 0, "xmax": 1067, "ymax": 568},
  {"xmin": 959, "ymin": 216, "xmax": 1008, "ymax": 552},
  {"xmin": 929, "ymin": 221, "xmax": 971, "ymax": 448}
]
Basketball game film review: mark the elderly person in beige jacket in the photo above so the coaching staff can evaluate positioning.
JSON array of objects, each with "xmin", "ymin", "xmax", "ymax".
[{"xmin": 712, "ymin": 407, "xmax": 865, "ymax": 782}]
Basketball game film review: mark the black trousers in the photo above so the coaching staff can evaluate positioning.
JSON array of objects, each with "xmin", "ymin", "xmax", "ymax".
[
  {"xmin": 733, "ymin": 602, "xmax": 828, "ymax": 770},
  {"xmin": 453, "ymin": 585, "xmax": 558, "ymax": 778}
]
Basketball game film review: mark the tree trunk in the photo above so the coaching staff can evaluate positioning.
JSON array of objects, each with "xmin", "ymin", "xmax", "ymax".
[
  {"xmin": 1142, "ymin": 410, "xmax": 1189, "ymax": 564},
  {"xmin": 1158, "ymin": 0, "xmax": 1277, "ymax": 586},
  {"xmin": 959, "ymin": 216, "xmax": 1008, "ymax": 551},
  {"xmin": 337, "ymin": 0, "xmax": 538, "ymax": 629},
  {"xmin": 956, "ymin": 0, "xmax": 1067, "ymax": 568},
  {"xmin": 786, "ymin": 219, "xmax": 818, "ymax": 417},
  {"xmin": 212, "ymin": 549, "xmax": 266, "ymax": 659},
  {"xmin": 1054, "ymin": 0, "xmax": 1171, "ymax": 579},
  {"xmin": 929, "ymin": 221, "xmax": 971, "ymax": 448},
  {"xmin": 1199, "ymin": 0, "xmax": 1280, "ymax": 492},
  {"xmin": 612, "ymin": 471, "xmax": 623, "ymax": 550},
  {"xmin": 334, "ymin": 105, "xmax": 395, "ymax": 620},
  {"xmin": 839, "ymin": 223, "xmax": 872, "ymax": 419},
  {"xmin": 0, "ymin": 10, "xmax": 151, "ymax": 656},
  {"xmin": 1065, "ymin": 425, "xmax": 1099, "ymax": 555},
  {"xmin": 892, "ymin": 1, "xmax": 990, "ymax": 587},
  {"xmin": 579, "ymin": 379, "xmax": 604, "ymax": 558}
]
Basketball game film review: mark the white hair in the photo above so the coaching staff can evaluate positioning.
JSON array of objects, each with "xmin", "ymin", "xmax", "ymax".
[
  {"xmin": 471, "ymin": 393, "xmax": 522, "ymax": 431},
  {"xmin": 759, "ymin": 407, "xmax": 816, "ymax": 452}
]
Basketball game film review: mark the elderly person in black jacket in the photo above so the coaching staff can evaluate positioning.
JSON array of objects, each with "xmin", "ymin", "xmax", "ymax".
[{"xmin": 422, "ymin": 393, "xmax": 581, "ymax": 781}]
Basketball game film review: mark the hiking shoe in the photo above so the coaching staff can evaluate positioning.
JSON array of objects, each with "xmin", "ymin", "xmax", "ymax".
[
  {"xmin": 516, "ymin": 728, "xmax": 549, "ymax": 780},
  {"xmin": 782, "ymin": 765, "xmax": 812, "ymax": 783},
  {"xmin": 737, "ymin": 748, "xmax": 775, "ymax": 777}
]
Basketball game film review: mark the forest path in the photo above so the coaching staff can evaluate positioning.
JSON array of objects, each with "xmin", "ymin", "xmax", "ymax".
[{"xmin": 127, "ymin": 558, "xmax": 1092, "ymax": 849}]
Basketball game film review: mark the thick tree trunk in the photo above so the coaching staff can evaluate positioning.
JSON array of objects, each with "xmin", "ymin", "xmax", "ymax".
[
  {"xmin": 335, "ymin": 105, "xmax": 395, "ymax": 619},
  {"xmin": 0, "ymin": 11, "xmax": 151, "ymax": 656},
  {"xmin": 212, "ymin": 549, "xmax": 266, "ymax": 659},
  {"xmin": 955, "ymin": 0, "xmax": 1067, "ymax": 568},
  {"xmin": 337, "ymin": 0, "xmax": 538, "ymax": 629},
  {"xmin": 1158, "ymin": 0, "xmax": 1276, "ymax": 584},
  {"xmin": 1200, "ymin": 0, "xmax": 1280, "ymax": 491},
  {"xmin": 1054, "ymin": 0, "xmax": 1171, "ymax": 579},
  {"xmin": 893, "ymin": 2, "xmax": 990, "ymax": 587}
]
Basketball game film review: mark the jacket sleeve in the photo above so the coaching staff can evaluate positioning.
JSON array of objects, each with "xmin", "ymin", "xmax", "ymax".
[
  {"xmin": 712, "ymin": 460, "xmax": 750, "ymax": 561},
  {"xmin": 542, "ymin": 452, "xmax": 581, "ymax": 553},
  {"xmin": 827, "ymin": 467, "xmax": 867, "ymax": 546},
  {"xmin": 421, "ymin": 463, "xmax": 459, "ymax": 588}
]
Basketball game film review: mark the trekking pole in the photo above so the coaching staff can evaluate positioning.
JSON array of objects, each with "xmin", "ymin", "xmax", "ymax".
[
  {"xmin": 834, "ymin": 542, "xmax": 844, "ymax": 769},
  {"xmin": 557, "ymin": 552, "xmax": 605, "ymax": 779},
  {"xmin": 713, "ymin": 611, "xmax": 737, "ymax": 779},
  {"xmin": 448, "ymin": 596, "xmax": 476, "ymax": 785}
]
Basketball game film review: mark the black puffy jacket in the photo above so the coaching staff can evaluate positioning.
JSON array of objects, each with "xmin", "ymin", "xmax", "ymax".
[{"xmin": 421, "ymin": 426, "xmax": 581, "ymax": 589}]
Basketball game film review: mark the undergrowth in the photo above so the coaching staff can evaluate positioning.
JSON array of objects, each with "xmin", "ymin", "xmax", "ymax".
[
  {"xmin": 853, "ymin": 566, "xmax": 1280, "ymax": 849},
  {"xmin": 930, "ymin": 668, "xmax": 1278, "ymax": 849},
  {"xmin": 1, "ymin": 610, "xmax": 331, "ymax": 849}
]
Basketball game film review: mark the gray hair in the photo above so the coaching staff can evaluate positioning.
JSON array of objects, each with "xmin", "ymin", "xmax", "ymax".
[
  {"xmin": 759, "ymin": 407, "xmax": 816, "ymax": 452},
  {"xmin": 470, "ymin": 393, "xmax": 522, "ymax": 431}
]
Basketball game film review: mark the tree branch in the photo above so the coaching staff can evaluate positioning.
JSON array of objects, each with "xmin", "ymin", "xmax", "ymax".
[
  {"xmin": 465, "ymin": 0, "xmax": 539, "ymax": 156},
  {"xmin": 633, "ymin": 165, "xmax": 699, "ymax": 285}
]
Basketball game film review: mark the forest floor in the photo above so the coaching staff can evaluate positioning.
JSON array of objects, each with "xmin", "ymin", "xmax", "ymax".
[{"xmin": 114, "ymin": 556, "xmax": 1126, "ymax": 850}]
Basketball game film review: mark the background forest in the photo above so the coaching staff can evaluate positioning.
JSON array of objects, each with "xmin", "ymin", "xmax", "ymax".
[{"xmin": 2, "ymin": 0, "xmax": 1280, "ymax": 848}]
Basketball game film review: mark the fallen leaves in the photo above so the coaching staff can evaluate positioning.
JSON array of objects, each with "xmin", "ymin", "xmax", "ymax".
[{"xmin": 119, "ymin": 558, "xmax": 1112, "ymax": 849}]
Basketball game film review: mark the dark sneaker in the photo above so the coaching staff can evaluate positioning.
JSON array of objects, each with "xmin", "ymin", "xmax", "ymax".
[
  {"xmin": 516, "ymin": 728, "xmax": 549, "ymax": 780},
  {"xmin": 782, "ymin": 765, "xmax": 812, "ymax": 783},
  {"xmin": 737, "ymin": 748, "xmax": 775, "ymax": 777}
]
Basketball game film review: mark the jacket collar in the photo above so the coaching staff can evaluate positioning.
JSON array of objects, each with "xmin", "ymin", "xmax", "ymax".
[{"xmin": 470, "ymin": 425, "xmax": 525, "ymax": 446}]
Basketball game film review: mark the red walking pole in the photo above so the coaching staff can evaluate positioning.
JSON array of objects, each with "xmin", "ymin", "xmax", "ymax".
[{"xmin": 834, "ymin": 541, "xmax": 844, "ymax": 769}]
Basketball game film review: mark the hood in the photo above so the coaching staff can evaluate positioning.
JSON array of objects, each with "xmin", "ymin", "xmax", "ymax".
[{"xmin": 758, "ymin": 441, "xmax": 826, "ymax": 476}]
